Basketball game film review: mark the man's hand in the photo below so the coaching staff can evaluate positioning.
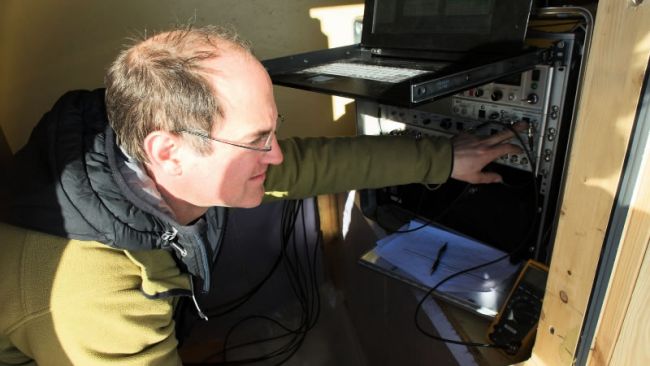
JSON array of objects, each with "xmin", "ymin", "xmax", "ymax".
[{"xmin": 450, "ymin": 123, "xmax": 525, "ymax": 184}]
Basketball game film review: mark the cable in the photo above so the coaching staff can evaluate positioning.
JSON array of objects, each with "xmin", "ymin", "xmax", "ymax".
[
  {"xmin": 413, "ymin": 253, "xmax": 511, "ymax": 349},
  {"xmin": 204, "ymin": 202, "xmax": 303, "ymax": 318},
  {"xmin": 205, "ymin": 248, "xmax": 284, "ymax": 318},
  {"xmin": 210, "ymin": 202, "xmax": 306, "ymax": 364},
  {"xmin": 503, "ymin": 122, "xmax": 541, "ymax": 255},
  {"xmin": 385, "ymin": 183, "xmax": 472, "ymax": 234},
  {"xmin": 409, "ymin": 121, "xmax": 541, "ymax": 349},
  {"xmin": 373, "ymin": 114, "xmax": 537, "ymax": 235},
  {"xmin": 203, "ymin": 211, "xmax": 283, "ymax": 318},
  {"xmin": 193, "ymin": 200, "xmax": 323, "ymax": 365},
  {"xmin": 375, "ymin": 120, "xmax": 540, "ymax": 348}
]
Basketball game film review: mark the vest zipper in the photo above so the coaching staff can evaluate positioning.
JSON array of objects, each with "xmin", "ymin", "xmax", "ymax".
[
  {"xmin": 162, "ymin": 228, "xmax": 207, "ymax": 320},
  {"xmin": 190, "ymin": 277, "xmax": 209, "ymax": 321},
  {"xmin": 162, "ymin": 228, "xmax": 188, "ymax": 257}
]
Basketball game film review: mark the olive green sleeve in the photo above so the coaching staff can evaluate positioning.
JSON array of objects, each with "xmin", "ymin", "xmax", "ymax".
[{"xmin": 264, "ymin": 134, "xmax": 452, "ymax": 201}]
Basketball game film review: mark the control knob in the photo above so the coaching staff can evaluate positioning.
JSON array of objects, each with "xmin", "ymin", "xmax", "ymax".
[
  {"xmin": 526, "ymin": 93, "xmax": 539, "ymax": 104},
  {"xmin": 491, "ymin": 89, "xmax": 503, "ymax": 101}
]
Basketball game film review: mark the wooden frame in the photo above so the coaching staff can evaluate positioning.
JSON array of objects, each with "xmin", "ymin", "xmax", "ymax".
[
  {"xmin": 522, "ymin": 1, "xmax": 650, "ymax": 364},
  {"xmin": 589, "ymin": 116, "xmax": 650, "ymax": 365}
]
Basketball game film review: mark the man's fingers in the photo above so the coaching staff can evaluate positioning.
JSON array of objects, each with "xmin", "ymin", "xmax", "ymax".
[
  {"xmin": 451, "ymin": 131, "xmax": 478, "ymax": 144},
  {"xmin": 464, "ymin": 171, "xmax": 503, "ymax": 184},
  {"xmin": 481, "ymin": 127, "xmax": 515, "ymax": 146},
  {"xmin": 471, "ymin": 143, "xmax": 522, "ymax": 164},
  {"xmin": 450, "ymin": 122, "xmax": 528, "ymax": 185},
  {"xmin": 478, "ymin": 171, "xmax": 504, "ymax": 184},
  {"xmin": 480, "ymin": 122, "xmax": 528, "ymax": 146},
  {"xmin": 490, "ymin": 142, "xmax": 523, "ymax": 158}
]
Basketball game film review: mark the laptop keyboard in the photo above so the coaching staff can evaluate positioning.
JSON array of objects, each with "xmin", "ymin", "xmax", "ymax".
[{"xmin": 300, "ymin": 62, "xmax": 432, "ymax": 83}]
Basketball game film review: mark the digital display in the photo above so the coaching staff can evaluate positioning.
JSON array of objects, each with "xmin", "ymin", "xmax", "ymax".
[
  {"xmin": 522, "ymin": 266, "xmax": 548, "ymax": 294},
  {"xmin": 373, "ymin": 0, "xmax": 495, "ymax": 35}
]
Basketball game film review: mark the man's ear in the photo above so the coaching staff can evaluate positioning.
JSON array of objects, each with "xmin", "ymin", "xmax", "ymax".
[{"xmin": 143, "ymin": 131, "xmax": 182, "ymax": 175}]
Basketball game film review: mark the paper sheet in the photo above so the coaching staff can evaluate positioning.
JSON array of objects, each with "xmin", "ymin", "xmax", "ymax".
[{"xmin": 375, "ymin": 220, "xmax": 519, "ymax": 292}]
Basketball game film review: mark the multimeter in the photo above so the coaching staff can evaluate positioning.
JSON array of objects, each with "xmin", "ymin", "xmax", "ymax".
[{"xmin": 488, "ymin": 259, "xmax": 549, "ymax": 359}]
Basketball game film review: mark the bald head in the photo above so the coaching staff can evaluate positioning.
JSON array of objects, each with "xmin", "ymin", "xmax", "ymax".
[{"xmin": 105, "ymin": 26, "xmax": 253, "ymax": 162}]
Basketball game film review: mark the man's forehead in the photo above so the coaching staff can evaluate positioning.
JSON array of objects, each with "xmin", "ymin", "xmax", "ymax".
[{"xmin": 204, "ymin": 56, "xmax": 274, "ymax": 113}]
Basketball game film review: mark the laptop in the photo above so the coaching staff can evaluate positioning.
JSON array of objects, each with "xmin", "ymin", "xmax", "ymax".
[{"xmin": 263, "ymin": 0, "xmax": 545, "ymax": 106}]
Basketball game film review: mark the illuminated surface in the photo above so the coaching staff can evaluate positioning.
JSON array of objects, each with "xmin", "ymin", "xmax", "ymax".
[{"xmin": 309, "ymin": 4, "xmax": 363, "ymax": 120}]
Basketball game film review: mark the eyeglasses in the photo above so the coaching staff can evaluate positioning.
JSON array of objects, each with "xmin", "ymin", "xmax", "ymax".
[{"xmin": 176, "ymin": 115, "xmax": 283, "ymax": 152}]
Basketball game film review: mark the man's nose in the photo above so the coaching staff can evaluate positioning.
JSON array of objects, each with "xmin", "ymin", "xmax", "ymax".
[{"xmin": 262, "ymin": 136, "xmax": 283, "ymax": 165}]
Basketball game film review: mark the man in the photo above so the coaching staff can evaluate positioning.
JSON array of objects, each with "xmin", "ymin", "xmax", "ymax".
[{"xmin": 0, "ymin": 26, "xmax": 520, "ymax": 365}]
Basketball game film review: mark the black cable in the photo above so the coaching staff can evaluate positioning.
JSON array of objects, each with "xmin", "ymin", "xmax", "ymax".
[
  {"xmin": 205, "ymin": 202, "xmax": 302, "ymax": 317},
  {"xmin": 503, "ymin": 122, "xmax": 541, "ymax": 253},
  {"xmin": 387, "ymin": 183, "xmax": 472, "ymax": 234},
  {"xmin": 217, "ymin": 316, "xmax": 301, "ymax": 364},
  {"xmin": 373, "ymin": 116, "xmax": 533, "ymax": 235},
  {"xmin": 205, "ymin": 251, "xmax": 284, "ymax": 318},
  {"xmin": 408, "ymin": 120, "xmax": 541, "ymax": 348},
  {"xmin": 220, "ymin": 201, "xmax": 306, "ymax": 364},
  {"xmin": 374, "ymin": 114, "xmax": 544, "ymax": 349},
  {"xmin": 195, "ymin": 200, "xmax": 323, "ymax": 365},
  {"xmin": 413, "ymin": 253, "xmax": 511, "ymax": 349}
]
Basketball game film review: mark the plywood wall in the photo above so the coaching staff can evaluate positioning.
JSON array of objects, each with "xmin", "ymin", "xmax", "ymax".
[{"xmin": 0, "ymin": 0, "xmax": 360, "ymax": 154}]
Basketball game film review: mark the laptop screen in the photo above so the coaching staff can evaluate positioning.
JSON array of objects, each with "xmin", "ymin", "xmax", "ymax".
[{"xmin": 362, "ymin": 0, "xmax": 532, "ymax": 53}]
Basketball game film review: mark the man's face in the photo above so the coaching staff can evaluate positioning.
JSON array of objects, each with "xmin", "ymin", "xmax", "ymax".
[{"xmin": 176, "ymin": 50, "xmax": 284, "ymax": 209}]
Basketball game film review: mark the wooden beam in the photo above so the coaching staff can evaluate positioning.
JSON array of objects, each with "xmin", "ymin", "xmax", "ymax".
[
  {"xmin": 587, "ymin": 94, "xmax": 650, "ymax": 364},
  {"xmin": 523, "ymin": 1, "xmax": 650, "ymax": 365},
  {"xmin": 317, "ymin": 194, "xmax": 343, "ymax": 243}
]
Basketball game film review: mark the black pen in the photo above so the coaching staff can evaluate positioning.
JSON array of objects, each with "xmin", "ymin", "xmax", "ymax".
[{"xmin": 430, "ymin": 242, "xmax": 448, "ymax": 275}]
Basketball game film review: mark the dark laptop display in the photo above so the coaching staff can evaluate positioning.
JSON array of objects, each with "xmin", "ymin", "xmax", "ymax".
[
  {"xmin": 263, "ymin": 0, "xmax": 545, "ymax": 106},
  {"xmin": 365, "ymin": 0, "xmax": 531, "ymax": 55}
]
